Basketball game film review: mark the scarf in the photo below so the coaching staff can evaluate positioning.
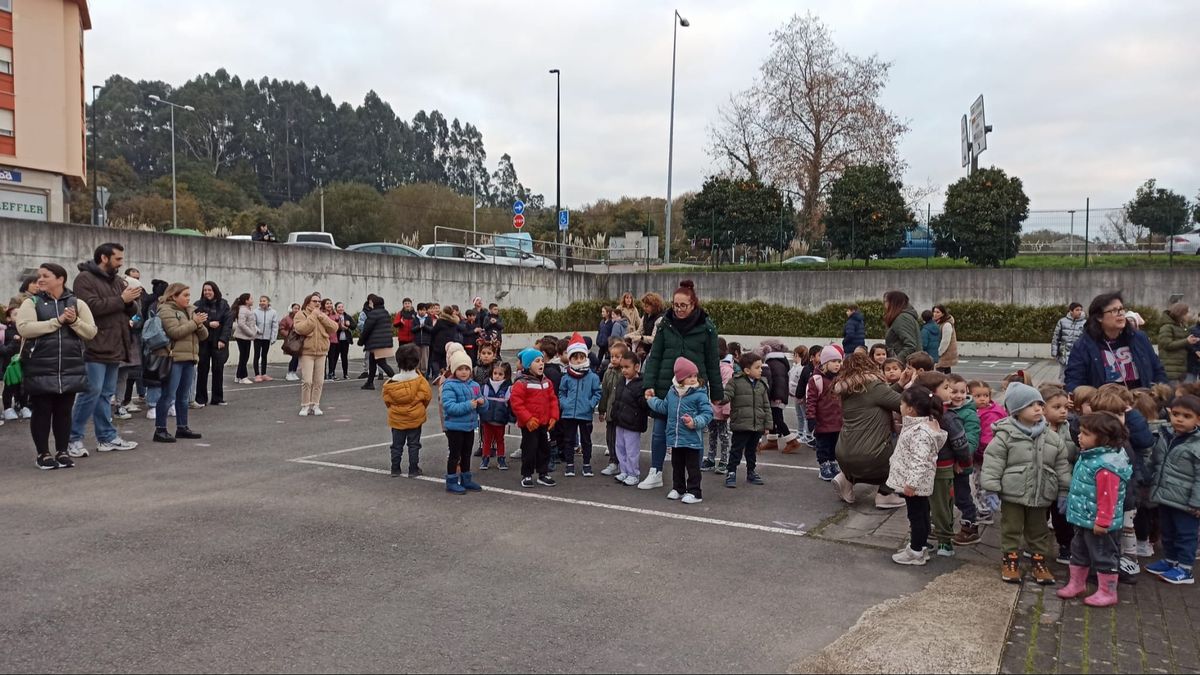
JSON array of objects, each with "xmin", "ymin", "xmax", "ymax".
[
  {"xmin": 672, "ymin": 377, "xmax": 694, "ymax": 398},
  {"xmin": 1010, "ymin": 417, "xmax": 1047, "ymax": 439}
]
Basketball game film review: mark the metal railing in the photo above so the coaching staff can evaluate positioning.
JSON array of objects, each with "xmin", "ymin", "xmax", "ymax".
[{"xmin": 430, "ymin": 226, "xmax": 657, "ymax": 273}]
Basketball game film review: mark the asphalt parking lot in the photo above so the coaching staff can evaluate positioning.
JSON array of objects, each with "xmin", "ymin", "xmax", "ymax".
[{"xmin": 0, "ymin": 361, "xmax": 959, "ymax": 673}]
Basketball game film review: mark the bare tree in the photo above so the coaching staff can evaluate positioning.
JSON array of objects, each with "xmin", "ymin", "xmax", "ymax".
[
  {"xmin": 707, "ymin": 12, "xmax": 909, "ymax": 239},
  {"xmin": 1100, "ymin": 209, "xmax": 1143, "ymax": 249}
]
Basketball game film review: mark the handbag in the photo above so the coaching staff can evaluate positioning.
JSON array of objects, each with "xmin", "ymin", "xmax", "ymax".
[
  {"xmin": 3, "ymin": 355, "xmax": 21, "ymax": 386},
  {"xmin": 282, "ymin": 329, "xmax": 305, "ymax": 357}
]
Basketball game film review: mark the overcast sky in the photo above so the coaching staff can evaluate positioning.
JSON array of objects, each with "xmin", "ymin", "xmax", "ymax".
[{"xmin": 87, "ymin": 0, "xmax": 1199, "ymax": 212}]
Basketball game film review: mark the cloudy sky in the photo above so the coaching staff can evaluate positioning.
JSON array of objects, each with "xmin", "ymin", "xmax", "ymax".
[{"xmin": 87, "ymin": 0, "xmax": 1199, "ymax": 212}]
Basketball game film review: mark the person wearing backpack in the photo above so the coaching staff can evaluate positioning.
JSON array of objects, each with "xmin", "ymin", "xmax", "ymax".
[{"xmin": 151, "ymin": 283, "xmax": 209, "ymax": 443}]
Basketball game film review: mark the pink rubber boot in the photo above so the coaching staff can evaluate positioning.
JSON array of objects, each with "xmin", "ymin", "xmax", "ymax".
[
  {"xmin": 1057, "ymin": 564, "xmax": 1090, "ymax": 599},
  {"xmin": 1083, "ymin": 572, "xmax": 1119, "ymax": 607}
]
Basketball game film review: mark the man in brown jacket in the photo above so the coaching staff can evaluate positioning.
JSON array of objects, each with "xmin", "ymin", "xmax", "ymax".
[{"xmin": 68, "ymin": 243, "xmax": 142, "ymax": 456}]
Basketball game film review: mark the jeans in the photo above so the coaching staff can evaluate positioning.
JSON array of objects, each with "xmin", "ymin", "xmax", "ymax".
[
  {"xmin": 1070, "ymin": 526, "xmax": 1120, "ymax": 574},
  {"xmin": 70, "ymin": 361, "xmax": 120, "ymax": 444},
  {"xmin": 196, "ymin": 341, "xmax": 229, "ymax": 404},
  {"xmin": 328, "ymin": 341, "xmax": 351, "ymax": 378},
  {"xmin": 953, "ymin": 471, "xmax": 978, "ymax": 525},
  {"xmin": 650, "ymin": 415, "xmax": 667, "ymax": 471},
  {"xmin": 156, "ymin": 362, "xmax": 195, "ymax": 430},
  {"xmin": 390, "ymin": 427, "xmax": 422, "ymax": 473},
  {"xmin": 793, "ymin": 402, "xmax": 809, "ymax": 438},
  {"xmin": 1159, "ymin": 505, "xmax": 1200, "ymax": 570},
  {"xmin": 706, "ymin": 419, "xmax": 730, "ymax": 463}
]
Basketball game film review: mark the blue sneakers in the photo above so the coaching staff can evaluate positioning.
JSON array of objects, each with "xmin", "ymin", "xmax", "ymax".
[
  {"xmin": 818, "ymin": 462, "xmax": 835, "ymax": 482},
  {"xmin": 1144, "ymin": 559, "xmax": 1176, "ymax": 576},
  {"xmin": 479, "ymin": 457, "xmax": 491, "ymax": 471},
  {"xmin": 1161, "ymin": 566, "xmax": 1194, "ymax": 585}
]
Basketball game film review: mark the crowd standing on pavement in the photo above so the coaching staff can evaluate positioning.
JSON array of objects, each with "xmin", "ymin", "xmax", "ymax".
[{"xmin": 5, "ymin": 244, "xmax": 1200, "ymax": 602}]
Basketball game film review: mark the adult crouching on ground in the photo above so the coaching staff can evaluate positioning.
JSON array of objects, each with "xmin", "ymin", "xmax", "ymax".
[
  {"xmin": 293, "ymin": 293, "xmax": 338, "ymax": 416},
  {"xmin": 1065, "ymin": 291, "xmax": 1167, "ymax": 392},
  {"xmin": 15, "ymin": 263, "xmax": 97, "ymax": 470},
  {"xmin": 933, "ymin": 304, "xmax": 958, "ymax": 374},
  {"xmin": 883, "ymin": 290, "xmax": 920, "ymax": 363},
  {"xmin": 359, "ymin": 294, "xmax": 396, "ymax": 390},
  {"xmin": 152, "ymin": 283, "xmax": 208, "ymax": 443},
  {"xmin": 639, "ymin": 280, "xmax": 723, "ymax": 490},
  {"xmin": 1158, "ymin": 303, "xmax": 1197, "ymax": 384},
  {"xmin": 832, "ymin": 351, "xmax": 907, "ymax": 509}
]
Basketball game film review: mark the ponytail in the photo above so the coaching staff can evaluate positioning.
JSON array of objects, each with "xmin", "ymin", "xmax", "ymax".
[{"xmin": 902, "ymin": 385, "xmax": 944, "ymax": 425}]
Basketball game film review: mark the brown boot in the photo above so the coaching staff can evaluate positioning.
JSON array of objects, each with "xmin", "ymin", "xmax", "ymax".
[
  {"xmin": 953, "ymin": 524, "xmax": 981, "ymax": 546},
  {"xmin": 781, "ymin": 439, "xmax": 803, "ymax": 454},
  {"xmin": 1030, "ymin": 554, "xmax": 1056, "ymax": 585},
  {"xmin": 757, "ymin": 437, "xmax": 778, "ymax": 452},
  {"xmin": 1001, "ymin": 552, "xmax": 1023, "ymax": 583}
]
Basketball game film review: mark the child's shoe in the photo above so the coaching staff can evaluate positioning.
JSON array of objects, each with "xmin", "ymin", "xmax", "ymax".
[
  {"xmin": 408, "ymin": 466, "xmax": 423, "ymax": 478},
  {"xmin": 496, "ymin": 457, "xmax": 508, "ymax": 471},
  {"xmin": 563, "ymin": 463, "xmax": 576, "ymax": 477},
  {"xmin": 582, "ymin": 465, "xmax": 594, "ymax": 477},
  {"xmin": 623, "ymin": 474, "xmax": 640, "ymax": 486},
  {"xmin": 460, "ymin": 472, "xmax": 483, "ymax": 492},
  {"xmin": 1057, "ymin": 565, "xmax": 1090, "ymax": 599},
  {"xmin": 479, "ymin": 456, "xmax": 491, "ymax": 471},
  {"xmin": 818, "ymin": 462, "xmax": 835, "ymax": 481},
  {"xmin": 937, "ymin": 543, "xmax": 955, "ymax": 558},
  {"xmin": 1136, "ymin": 539, "xmax": 1154, "ymax": 558},
  {"xmin": 1145, "ymin": 559, "xmax": 1176, "ymax": 576},
  {"xmin": 975, "ymin": 509, "xmax": 994, "ymax": 525},
  {"xmin": 537, "ymin": 474, "xmax": 556, "ymax": 487},
  {"xmin": 1055, "ymin": 545, "xmax": 1071, "ymax": 565},
  {"xmin": 746, "ymin": 471, "xmax": 764, "ymax": 485},
  {"xmin": 637, "ymin": 468, "xmax": 663, "ymax": 490},
  {"xmin": 953, "ymin": 524, "xmax": 981, "ymax": 546},
  {"xmin": 521, "ymin": 476, "xmax": 536, "ymax": 488},
  {"xmin": 601, "ymin": 463, "xmax": 620, "ymax": 476},
  {"xmin": 757, "ymin": 436, "xmax": 778, "ymax": 452},
  {"xmin": 681, "ymin": 493, "xmax": 702, "ymax": 504},
  {"xmin": 445, "ymin": 473, "xmax": 466, "ymax": 495},
  {"xmin": 714, "ymin": 460, "xmax": 727, "ymax": 474},
  {"xmin": 1030, "ymin": 554, "xmax": 1055, "ymax": 585},
  {"xmin": 1001, "ymin": 552, "xmax": 1023, "ymax": 583},
  {"xmin": 700, "ymin": 457, "xmax": 716, "ymax": 472},
  {"xmin": 829, "ymin": 460, "xmax": 841, "ymax": 477},
  {"xmin": 1161, "ymin": 566, "xmax": 1195, "ymax": 585},
  {"xmin": 892, "ymin": 546, "xmax": 928, "ymax": 566},
  {"xmin": 725, "ymin": 471, "xmax": 737, "ymax": 489},
  {"xmin": 666, "ymin": 490, "xmax": 681, "ymax": 500},
  {"xmin": 1084, "ymin": 573, "xmax": 1120, "ymax": 605},
  {"xmin": 615, "ymin": 472, "xmax": 628, "ymax": 482}
]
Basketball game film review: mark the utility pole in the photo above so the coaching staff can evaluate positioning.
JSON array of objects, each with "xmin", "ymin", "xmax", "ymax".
[
  {"xmin": 664, "ymin": 9, "xmax": 690, "ymax": 265},
  {"xmin": 319, "ymin": 179, "xmax": 325, "ymax": 233},
  {"xmin": 91, "ymin": 85, "xmax": 100, "ymax": 225},
  {"xmin": 549, "ymin": 68, "xmax": 562, "ymax": 269}
]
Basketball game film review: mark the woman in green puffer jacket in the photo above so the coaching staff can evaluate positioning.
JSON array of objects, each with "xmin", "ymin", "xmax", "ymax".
[
  {"xmin": 883, "ymin": 290, "xmax": 921, "ymax": 362},
  {"xmin": 1157, "ymin": 303, "xmax": 1196, "ymax": 382}
]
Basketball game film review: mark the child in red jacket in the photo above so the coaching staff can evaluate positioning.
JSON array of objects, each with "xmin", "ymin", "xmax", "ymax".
[
  {"xmin": 511, "ymin": 347, "xmax": 561, "ymax": 488},
  {"xmin": 807, "ymin": 345, "xmax": 845, "ymax": 482}
]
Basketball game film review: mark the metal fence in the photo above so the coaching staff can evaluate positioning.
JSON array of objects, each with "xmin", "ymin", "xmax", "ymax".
[{"xmin": 430, "ymin": 226, "xmax": 657, "ymax": 273}]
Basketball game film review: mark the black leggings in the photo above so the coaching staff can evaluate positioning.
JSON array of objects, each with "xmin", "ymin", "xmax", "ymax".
[
  {"xmin": 327, "ymin": 341, "xmax": 351, "ymax": 378},
  {"xmin": 367, "ymin": 353, "xmax": 394, "ymax": 385},
  {"xmin": 253, "ymin": 339, "xmax": 271, "ymax": 376},
  {"xmin": 3, "ymin": 381, "xmax": 26, "ymax": 410},
  {"xmin": 446, "ymin": 429, "xmax": 474, "ymax": 474},
  {"xmin": 30, "ymin": 392, "xmax": 76, "ymax": 457},
  {"xmin": 904, "ymin": 495, "xmax": 931, "ymax": 552},
  {"xmin": 235, "ymin": 339, "xmax": 252, "ymax": 379}
]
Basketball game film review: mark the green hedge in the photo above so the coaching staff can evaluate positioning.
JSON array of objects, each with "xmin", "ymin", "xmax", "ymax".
[
  {"xmin": 526, "ymin": 299, "xmax": 1164, "ymax": 344},
  {"xmin": 498, "ymin": 308, "xmax": 534, "ymax": 334}
]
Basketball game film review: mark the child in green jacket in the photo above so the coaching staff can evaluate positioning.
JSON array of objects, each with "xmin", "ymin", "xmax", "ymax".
[
  {"xmin": 1145, "ymin": 395, "xmax": 1200, "ymax": 585},
  {"xmin": 949, "ymin": 374, "xmax": 982, "ymax": 545}
]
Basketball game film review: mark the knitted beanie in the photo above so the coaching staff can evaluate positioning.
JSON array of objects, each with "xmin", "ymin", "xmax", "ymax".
[
  {"xmin": 673, "ymin": 356, "xmax": 699, "ymax": 382},
  {"xmin": 446, "ymin": 342, "xmax": 472, "ymax": 374},
  {"xmin": 820, "ymin": 345, "xmax": 844, "ymax": 365},
  {"xmin": 1004, "ymin": 382, "xmax": 1044, "ymax": 416},
  {"xmin": 518, "ymin": 347, "xmax": 542, "ymax": 370}
]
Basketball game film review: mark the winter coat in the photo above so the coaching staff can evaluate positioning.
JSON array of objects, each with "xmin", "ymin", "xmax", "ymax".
[
  {"xmin": 393, "ymin": 309, "xmax": 416, "ymax": 344},
  {"xmin": 479, "ymin": 379, "xmax": 513, "ymax": 426},
  {"xmin": 763, "ymin": 352, "xmax": 791, "ymax": 406},
  {"xmin": 788, "ymin": 362, "xmax": 805, "ymax": 403},
  {"xmin": 597, "ymin": 319, "xmax": 614, "ymax": 351},
  {"xmin": 647, "ymin": 382, "xmax": 714, "ymax": 449},
  {"xmin": 411, "ymin": 313, "xmax": 434, "ymax": 347},
  {"xmin": 937, "ymin": 319, "xmax": 959, "ymax": 368},
  {"xmin": 1157, "ymin": 316, "xmax": 1191, "ymax": 381},
  {"xmin": 193, "ymin": 296, "xmax": 232, "ymax": 347},
  {"xmin": 610, "ymin": 318, "xmax": 629, "ymax": 342},
  {"xmin": 254, "ymin": 307, "xmax": 280, "ymax": 341},
  {"xmin": 842, "ymin": 311, "xmax": 866, "ymax": 354},
  {"xmin": 711, "ymin": 360, "xmax": 734, "ymax": 420},
  {"xmin": 233, "ymin": 305, "xmax": 256, "ymax": 341},
  {"xmin": 620, "ymin": 305, "xmax": 643, "ymax": 336},
  {"xmin": 834, "ymin": 379, "xmax": 902, "ymax": 484},
  {"xmin": 886, "ymin": 416, "xmax": 948, "ymax": 497},
  {"xmin": 599, "ymin": 366, "xmax": 622, "ymax": 417},
  {"xmin": 158, "ymin": 300, "xmax": 209, "ymax": 363},
  {"xmin": 72, "ymin": 261, "xmax": 135, "ymax": 363},
  {"xmin": 935, "ymin": 405, "xmax": 971, "ymax": 478},
  {"xmin": 885, "ymin": 306, "xmax": 921, "ymax": 362},
  {"xmin": 1189, "ymin": 324, "xmax": 1200, "ymax": 376},
  {"xmin": 15, "ymin": 291, "xmax": 97, "ymax": 395},
  {"xmin": 642, "ymin": 308, "xmax": 723, "ymax": 402},
  {"xmin": 442, "ymin": 377, "xmax": 486, "ymax": 432},
  {"xmin": 976, "ymin": 401, "xmax": 1007, "ymax": 460},
  {"xmin": 279, "ymin": 312, "xmax": 296, "ymax": 337},
  {"xmin": 381, "ymin": 370, "xmax": 432, "ymax": 430},
  {"xmin": 1148, "ymin": 428, "xmax": 1200, "ymax": 512},
  {"xmin": 473, "ymin": 360, "xmax": 497, "ymax": 387},
  {"xmin": 980, "ymin": 418, "xmax": 1072, "ymax": 508},
  {"xmin": 558, "ymin": 368, "xmax": 601, "ymax": 420},
  {"xmin": 951, "ymin": 400, "xmax": 981, "ymax": 465},
  {"xmin": 610, "ymin": 374, "xmax": 650, "ymax": 433},
  {"xmin": 330, "ymin": 312, "xmax": 356, "ymax": 344},
  {"xmin": 806, "ymin": 369, "xmax": 844, "ymax": 433},
  {"xmin": 723, "ymin": 371, "xmax": 772, "ymax": 432},
  {"xmin": 429, "ymin": 311, "xmax": 459, "ymax": 362},
  {"xmin": 920, "ymin": 321, "xmax": 941, "ymax": 362},
  {"xmin": 510, "ymin": 372, "xmax": 559, "ymax": 428},
  {"xmin": 1064, "ymin": 327, "xmax": 1167, "ymax": 392},
  {"xmin": 358, "ymin": 306, "xmax": 395, "ymax": 351},
  {"xmin": 293, "ymin": 309, "xmax": 336, "ymax": 357},
  {"xmin": 1051, "ymin": 314, "xmax": 1086, "ymax": 367},
  {"xmin": 477, "ymin": 311, "xmax": 504, "ymax": 344},
  {"xmin": 0, "ymin": 320, "xmax": 19, "ymax": 369},
  {"xmin": 1066, "ymin": 447, "xmax": 1132, "ymax": 532},
  {"xmin": 544, "ymin": 359, "xmax": 564, "ymax": 399}
]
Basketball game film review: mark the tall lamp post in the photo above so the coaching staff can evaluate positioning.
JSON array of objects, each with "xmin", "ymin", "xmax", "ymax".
[
  {"xmin": 548, "ymin": 68, "xmax": 561, "ymax": 269},
  {"xmin": 147, "ymin": 94, "xmax": 194, "ymax": 230},
  {"xmin": 91, "ymin": 85, "xmax": 101, "ymax": 225},
  {"xmin": 664, "ymin": 9, "xmax": 689, "ymax": 265}
]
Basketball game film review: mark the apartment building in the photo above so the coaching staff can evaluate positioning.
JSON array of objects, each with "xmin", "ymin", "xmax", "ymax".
[{"xmin": 0, "ymin": 0, "xmax": 91, "ymax": 222}]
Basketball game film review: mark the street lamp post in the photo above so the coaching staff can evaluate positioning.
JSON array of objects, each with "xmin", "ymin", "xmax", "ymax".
[
  {"xmin": 664, "ymin": 9, "xmax": 689, "ymax": 265},
  {"xmin": 147, "ymin": 94, "xmax": 195, "ymax": 230},
  {"xmin": 91, "ymin": 85, "xmax": 101, "ymax": 225},
  {"xmin": 549, "ymin": 68, "xmax": 561, "ymax": 269}
]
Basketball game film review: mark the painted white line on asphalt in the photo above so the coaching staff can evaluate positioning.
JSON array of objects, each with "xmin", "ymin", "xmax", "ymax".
[
  {"xmin": 290, "ymin": 433, "xmax": 445, "ymax": 461},
  {"xmin": 222, "ymin": 378, "xmax": 362, "ymax": 394},
  {"xmin": 289, "ymin": 458, "xmax": 807, "ymax": 537},
  {"xmin": 500, "ymin": 433, "xmax": 820, "ymax": 472}
]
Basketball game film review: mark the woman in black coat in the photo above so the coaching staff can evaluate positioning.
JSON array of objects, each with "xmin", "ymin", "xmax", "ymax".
[
  {"xmin": 357, "ymin": 294, "xmax": 395, "ymax": 390},
  {"xmin": 193, "ymin": 281, "xmax": 232, "ymax": 406},
  {"xmin": 429, "ymin": 306, "xmax": 459, "ymax": 377}
]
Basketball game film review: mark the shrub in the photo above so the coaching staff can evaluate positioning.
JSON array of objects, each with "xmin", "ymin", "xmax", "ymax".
[{"xmin": 499, "ymin": 308, "xmax": 534, "ymax": 334}]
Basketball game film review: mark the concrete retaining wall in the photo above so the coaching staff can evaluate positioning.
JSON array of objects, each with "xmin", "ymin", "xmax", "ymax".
[
  {"xmin": 602, "ymin": 268, "xmax": 1199, "ymax": 311},
  {"xmin": 0, "ymin": 218, "xmax": 599, "ymax": 310}
]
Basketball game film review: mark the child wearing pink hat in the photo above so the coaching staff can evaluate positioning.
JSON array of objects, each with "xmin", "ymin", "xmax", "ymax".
[
  {"xmin": 645, "ymin": 357, "xmax": 714, "ymax": 504},
  {"xmin": 807, "ymin": 345, "xmax": 845, "ymax": 481}
]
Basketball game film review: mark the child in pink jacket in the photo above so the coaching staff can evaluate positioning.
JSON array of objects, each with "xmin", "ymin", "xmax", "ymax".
[
  {"xmin": 703, "ymin": 340, "xmax": 736, "ymax": 474},
  {"xmin": 969, "ymin": 379, "xmax": 1007, "ymax": 519}
]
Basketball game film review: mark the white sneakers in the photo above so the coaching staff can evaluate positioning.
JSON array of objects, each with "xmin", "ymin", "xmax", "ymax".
[
  {"xmin": 681, "ymin": 493, "xmax": 702, "ymax": 504},
  {"xmin": 601, "ymin": 463, "xmax": 620, "ymax": 476},
  {"xmin": 1136, "ymin": 540, "xmax": 1155, "ymax": 558},
  {"xmin": 832, "ymin": 472, "xmax": 856, "ymax": 504},
  {"xmin": 19, "ymin": 407, "xmax": 32, "ymax": 419},
  {"xmin": 238, "ymin": 378, "xmax": 255, "ymax": 385},
  {"xmin": 874, "ymin": 491, "xmax": 906, "ymax": 510},
  {"xmin": 299, "ymin": 406, "xmax": 311, "ymax": 417},
  {"xmin": 666, "ymin": 490, "xmax": 681, "ymax": 500},
  {"xmin": 2, "ymin": 407, "xmax": 17, "ymax": 421},
  {"xmin": 67, "ymin": 440, "xmax": 89, "ymax": 458},
  {"xmin": 146, "ymin": 409, "xmax": 156, "ymax": 420},
  {"xmin": 98, "ymin": 437, "xmax": 138, "ymax": 452},
  {"xmin": 615, "ymin": 472, "xmax": 628, "ymax": 482},
  {"xmin": 892, "ymin": 546, "xmax": 930, "ymax": 566},
  {"xmin": 622, "ymin": 474, "xmax": 640, "ymax": 486},
  {"xmin": 637, "ymin": 468, "xmax": 663, "ymax": 490},
  {"xmin": 311, "ymin": 406, "xmax": 324, "ymax": 416},
  {"xmin": 285, "ymin": 372, "xmax": 299, "ymax": 381}
]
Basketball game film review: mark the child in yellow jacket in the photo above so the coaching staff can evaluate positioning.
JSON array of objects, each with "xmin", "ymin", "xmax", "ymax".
[{"xmin": 382, "ymin": 344, "xmax": 433, "ymax": 477}]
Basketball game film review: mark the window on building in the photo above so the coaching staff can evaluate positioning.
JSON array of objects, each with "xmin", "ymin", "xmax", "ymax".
[
  {"xmin": 0, "ymin": 47, "xmax": 11, "ymax": 75},
  {"xmin": 0, "ymin": 0, "xmax": 11, "ymax": 13},
  {"xmin": 0, "ymin": 109, "xmax": 13, "ymax": 136}
]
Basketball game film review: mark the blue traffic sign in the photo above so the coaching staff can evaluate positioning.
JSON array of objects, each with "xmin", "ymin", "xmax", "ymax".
[
  {"xmin": 513, "ymin": 200, "xmax": 525, "ymax": 215},
  {"xmin": 558, "ymin": 209, "xmax": 569, "ymax": 231}
]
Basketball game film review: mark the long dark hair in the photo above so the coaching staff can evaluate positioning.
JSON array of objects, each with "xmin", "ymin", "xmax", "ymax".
[
  {"xmin": 902, "ymin": 385, "xmax": 944, "ymax": 424},
  {"xmin": 883, "ymin": 290, "xmax": 910, "ymax": 327},
  {"xmin": 934, "ymin": 304, "xmax": 953, "ymax": 325},
  {"xmin": 202, "ymin": 281, "xmax": 222, "ymax": 302},
  {"xmin": 1085, "ymin": 291, "xmax": 1125, "ymax": 341},
  {"xmin": 233, "ymin": 292, "xmax": 252, "ymax": 314}
]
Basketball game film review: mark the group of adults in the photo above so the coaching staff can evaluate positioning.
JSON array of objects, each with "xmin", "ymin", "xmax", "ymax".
[{"xmin": 841, "ymin": 292, "xmax": 960, "ymax": 373}]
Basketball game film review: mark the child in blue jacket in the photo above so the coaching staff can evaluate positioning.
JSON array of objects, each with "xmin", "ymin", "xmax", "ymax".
[
  {"xmin": 558, "ymin": 333, "xmax": 602, "ymax": 477},
  {"xmin": 647, "ymin": 357, "xmax": 714, "ymax": 504},
  {"xmin": 442, "ymin": 343, "xmax": 487, "ymax": 495}
]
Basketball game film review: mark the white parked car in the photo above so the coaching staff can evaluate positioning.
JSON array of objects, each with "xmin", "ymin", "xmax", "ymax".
[
  {"xmin": 782, "ymin": 255, "xmax": 827, "ymax": 265},
  {"xmin": 1170, "ymin": 229, "xmax": 1200, "ymax": 255},
  {"xmin": 287, "ymin": 231, "xmax": 339, "ymax": 249},
  {"xmin": 419, "ymin": 244, "xmax": 512, "ymax": 266},
  {"xmin": 347, "ymin": 242, "xmax": 425, "ymax": 257},
  {"xmin": 477, "ymin": 245, "xmax": 557, "ymax": 269}
]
